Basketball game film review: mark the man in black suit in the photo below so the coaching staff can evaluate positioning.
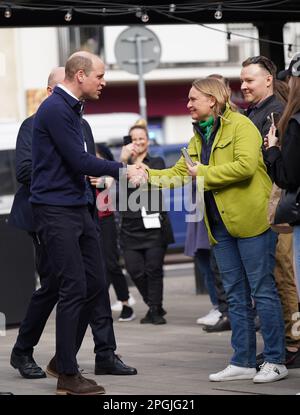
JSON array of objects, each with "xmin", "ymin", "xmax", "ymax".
[{"xmin": 9, "ymin": 65, "xmax": 137, "ymax": 395}]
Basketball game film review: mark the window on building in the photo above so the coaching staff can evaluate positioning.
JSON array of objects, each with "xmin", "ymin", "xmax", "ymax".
[{"xmin": 58, "ymin": 26, "xmax": 104, "ymax": 65}]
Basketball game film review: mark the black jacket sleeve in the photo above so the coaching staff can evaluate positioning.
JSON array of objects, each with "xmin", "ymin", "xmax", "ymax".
[
  {"xmin": 266, "ymin": 119, "xmax": 300, "ymax": 189},
  {"xmin": 15, "ymin": 116, "xmax": 34, "ymax": 185}
]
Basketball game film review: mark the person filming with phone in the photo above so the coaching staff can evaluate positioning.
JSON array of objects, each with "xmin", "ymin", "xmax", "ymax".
[
  {"xmin": 119, "ymin": 120, "xmax": 174, "ymax": 325},
  {"xmin": 140, "ymin": 77, "xmax": 287, "ymax": 383}
]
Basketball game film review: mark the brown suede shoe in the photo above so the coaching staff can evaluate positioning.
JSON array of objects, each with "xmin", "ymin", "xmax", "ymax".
[
  {"xmin": 56, "ymin": 373, "xmax": 105, "ymax": 395},
  {"xmin": 47, "ymin": 357, "xmax": 97, "ymax": 385}
]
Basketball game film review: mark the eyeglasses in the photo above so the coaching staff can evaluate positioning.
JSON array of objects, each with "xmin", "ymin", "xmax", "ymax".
[{"xmin": 248, "ymin": 56, "xmax": 274, "ymax": 75}]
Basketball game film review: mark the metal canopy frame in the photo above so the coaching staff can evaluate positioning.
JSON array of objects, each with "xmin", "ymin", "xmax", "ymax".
[{"xmin": 1, "ymin": 1, "xmax": 300, "ymax": 69}]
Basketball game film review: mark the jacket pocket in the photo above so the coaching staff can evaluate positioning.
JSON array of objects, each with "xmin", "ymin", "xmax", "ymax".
[{"xmin": 214, "ymin": 137, "xmax": 233, "ymax": 149}]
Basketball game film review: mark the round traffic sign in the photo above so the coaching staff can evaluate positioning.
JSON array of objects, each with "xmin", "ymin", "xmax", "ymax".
[{"xmin": 114, "ymin": 26, "xmax": 161, "ymax": 75}]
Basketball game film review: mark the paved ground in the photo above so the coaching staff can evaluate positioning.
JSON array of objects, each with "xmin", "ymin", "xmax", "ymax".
[{"xmin": 1, "ymin": 263, "xmax": 300, "ymax": 396}]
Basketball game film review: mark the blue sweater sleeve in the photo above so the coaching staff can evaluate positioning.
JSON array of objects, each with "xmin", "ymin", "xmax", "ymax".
[{"xmin": 45, "ymin": 105, "xmax": 123, "ymax": 180}]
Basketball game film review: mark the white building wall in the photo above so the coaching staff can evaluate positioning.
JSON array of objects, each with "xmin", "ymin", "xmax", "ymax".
[
  {"xmin": 0, "ymin": 27, "xmax": 59, "ymax": 122},
  {"xmin": 18, "ymin": 28, "xmax": 59, "ymax": 90},
  {"xmin": 0, "ymin": 29, "xmax": 20, "ymax": 121},
  {"xmin": 164, "ymin": 115, "xmax": 194, "ymax": 144}
]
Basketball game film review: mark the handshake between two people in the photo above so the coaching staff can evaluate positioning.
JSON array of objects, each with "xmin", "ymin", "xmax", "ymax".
[
  {"xmin": 89, "ymin": 162, "xmax": 148, "ymax": 189},
  {"xmin": 126, "ymin": 162, "xmax": 149, "ymax": 186}
]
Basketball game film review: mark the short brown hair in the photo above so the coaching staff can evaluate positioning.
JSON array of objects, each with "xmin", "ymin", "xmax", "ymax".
[
  {"xmin": 242, "ymin": 56, "xmax": 277, "ymax": 78},
  {"xmin": 65, "ymin": 54, "xmax": 93, "ymax": 80}
]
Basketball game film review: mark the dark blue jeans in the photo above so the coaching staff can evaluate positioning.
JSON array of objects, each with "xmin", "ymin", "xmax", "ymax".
[{"xmin": 212, "ymin": 221, "xmax": 285, "ymax": 368}]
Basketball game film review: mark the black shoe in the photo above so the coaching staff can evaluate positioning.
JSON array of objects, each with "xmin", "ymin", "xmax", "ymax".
[
  {"xmin": 140, "ymin": 306, "xmax": 167, "ymax": 325},
  {"xmin": 158, "ymin": 306, "xmax": 167, "ymax": 316},
  {"xmin": 140, "ymin": 310, "xmax": 152, "ymax": 324},
  {"xmin": 118, "ymin": 305, "xmax": 136, "ymax": 322},
  {"xmin": 10, "ymin": 350, "xmax": 46, "ymax": 379},
  {"xmin": 95, "ymin": 354, "xmax": 137, "ymax": 375},
  {"xmin": 203, "ymin": 315, "xmax": 231, "ymax": 333}
]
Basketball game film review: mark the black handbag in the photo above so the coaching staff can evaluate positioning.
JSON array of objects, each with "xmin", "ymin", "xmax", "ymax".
[{"xmin": 274, "ymin": 187, "xmax": 300, "ymax": 225}]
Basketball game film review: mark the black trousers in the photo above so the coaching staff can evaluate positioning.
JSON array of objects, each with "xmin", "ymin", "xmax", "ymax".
[
  {"xmin": 98, "ymin": 214, "xmax": 129, "ymax": 302},
  {"xmin": 14, "ymin": 204, "xmax": 116, "ymax": 374},
  {"xmin": 123, "ymin": 247, "xmax": 166, "ymax": 307}
]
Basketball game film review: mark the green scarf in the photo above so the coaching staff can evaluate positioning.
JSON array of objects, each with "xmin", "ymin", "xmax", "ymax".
[{"xmin": 198, "ymin": 116, "xmax": 215, "ymax": 143}]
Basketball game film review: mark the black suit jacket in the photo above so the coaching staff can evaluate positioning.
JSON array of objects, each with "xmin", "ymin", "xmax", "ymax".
[{"xmin": 8, "ymin": 115, "xmax": 96, "ymax": 232}]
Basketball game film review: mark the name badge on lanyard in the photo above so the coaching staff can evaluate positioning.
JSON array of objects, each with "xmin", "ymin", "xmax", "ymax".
[{"xmin": 141, "ymin": 207, "xmax": 161, "ymax": 229}]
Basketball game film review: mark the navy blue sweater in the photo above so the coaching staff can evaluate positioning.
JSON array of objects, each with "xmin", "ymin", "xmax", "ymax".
[{"xmin": 30, "ymin": 86, "xmax": 123, "ymax": 206}]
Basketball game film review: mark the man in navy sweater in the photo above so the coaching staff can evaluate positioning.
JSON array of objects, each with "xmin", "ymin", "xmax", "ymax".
[
  {"xmin": 9, "ymin": 67, "xmax": 137, "ymax": 388},
  {"xmin": 18, "ymin": 52, "xmax": 140, "ymax": 395}
]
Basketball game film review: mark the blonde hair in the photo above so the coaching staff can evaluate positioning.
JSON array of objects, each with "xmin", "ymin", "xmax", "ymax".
[
  {"xmin": 192, "ymin": 78, "xmax": 232, "ymax": 118},
  {"xmin": 129, "ymin": 118, "xmax": 149, "ymax": 138}
]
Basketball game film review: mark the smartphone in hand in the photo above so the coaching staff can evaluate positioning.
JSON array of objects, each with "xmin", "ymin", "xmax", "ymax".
[
  {"xmin": 123, "ymin": 135, "xmax": 132, "ymax": 145},
  {"xmin": 181, "ymin": 147, "xmax": 196, "ymax": 166}
]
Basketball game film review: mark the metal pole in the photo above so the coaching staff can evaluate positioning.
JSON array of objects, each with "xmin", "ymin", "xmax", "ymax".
[{"xmin": 135, "ymin": 34, "xmax": 147, "ymax": 121}]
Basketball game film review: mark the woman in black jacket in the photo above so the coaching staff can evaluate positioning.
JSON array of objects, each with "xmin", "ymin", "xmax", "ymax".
[
  {"xmin": 120, "ymin": 121, "xmax": 174, "ymax": 325},
  {"xmin": 265, "ymin": 63, "xmax": 300, "ymax": 301}
]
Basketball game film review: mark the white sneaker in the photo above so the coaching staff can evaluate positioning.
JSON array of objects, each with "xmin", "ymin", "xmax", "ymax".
[
  {"xmin": 196, "ymin": 308, "xmax": 221, "ymax": 326},
  {"xmin": 128, "ymin": 293, "xmax": 136, "ymax": 307},
  {"xmin": 111, "ymin": 293, "xmax": 136, "ymax": 312},
  {"xmin": 253, "ymin": 362, "xmax": 288, "ymax": 383},
  {"xmin": 209, "ymin": 364, "xmax": 256, "ymax": 382},
  {"xmin": 111, "ymin": 301, "xmax": 123, "ymax": 312}
]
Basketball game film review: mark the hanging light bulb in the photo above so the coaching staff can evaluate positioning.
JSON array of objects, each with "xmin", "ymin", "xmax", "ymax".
[
  {"xmin": 64, "ymin": 9, "xmax": 72, "ymax": 22},
  {"xmin": 135, "ymin": 7, "xmax": 142, "ymax": 18},
  {"xmin": 214, "ymin": 5, "xmax": 223, "ymax": 20},
  {"xmin": 169, "ymin": 4, "xmax": 176, "ymax": 13},
  {"xmin": 141, "ymin": 12, "xmax": 149, "ymax": 23},
  {"xmin": 4, "ymin": 6, "xmax": 12, "ymax": 18}
]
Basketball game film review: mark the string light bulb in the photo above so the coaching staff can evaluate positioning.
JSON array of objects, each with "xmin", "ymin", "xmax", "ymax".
[
  {"xmin": 141, "ymin": 12, "xmax": 149, "ymax": 23},
  {"xmin": 4, "ymin": 6, "xmax": 12, "ymax": 18},
  {"xmin": 135, "ymin": 8, "xmax": 142, "ymax": 18},
  {"xmin": 169, "ymin": 4, "xmax": 176, "ymax": 13},
  {"xmin": 214, "ymin": 5, "xmax": 223, "ymax": 20},
  {"xmin": 64, "ymin": 9, "xmax": 72, "ymax": 22}
]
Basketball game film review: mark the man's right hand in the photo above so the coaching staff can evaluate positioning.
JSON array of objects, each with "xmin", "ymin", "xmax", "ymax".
[{"xmin": 126, "ymin": 164, "xmax": 148, "ymax": 187}]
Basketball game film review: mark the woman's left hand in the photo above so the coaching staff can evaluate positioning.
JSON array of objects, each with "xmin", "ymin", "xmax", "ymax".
[
  {"xmin": 187, "ymin": 161, "xmax": 201, "ymax": 177},
  {"xmin": 266, "ymin": 124, "xmax": 278, "ymax": 148}
]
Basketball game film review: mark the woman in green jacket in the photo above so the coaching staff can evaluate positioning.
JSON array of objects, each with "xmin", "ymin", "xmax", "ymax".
[{"xmin": 147, "ymin": 78, "xmax": 286, "ymax": 383}]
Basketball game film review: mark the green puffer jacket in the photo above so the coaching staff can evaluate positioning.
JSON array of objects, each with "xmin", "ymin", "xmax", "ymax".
[{"xmin": 148, "ymin": 106, "xmax": 272, "ymax": 244}]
